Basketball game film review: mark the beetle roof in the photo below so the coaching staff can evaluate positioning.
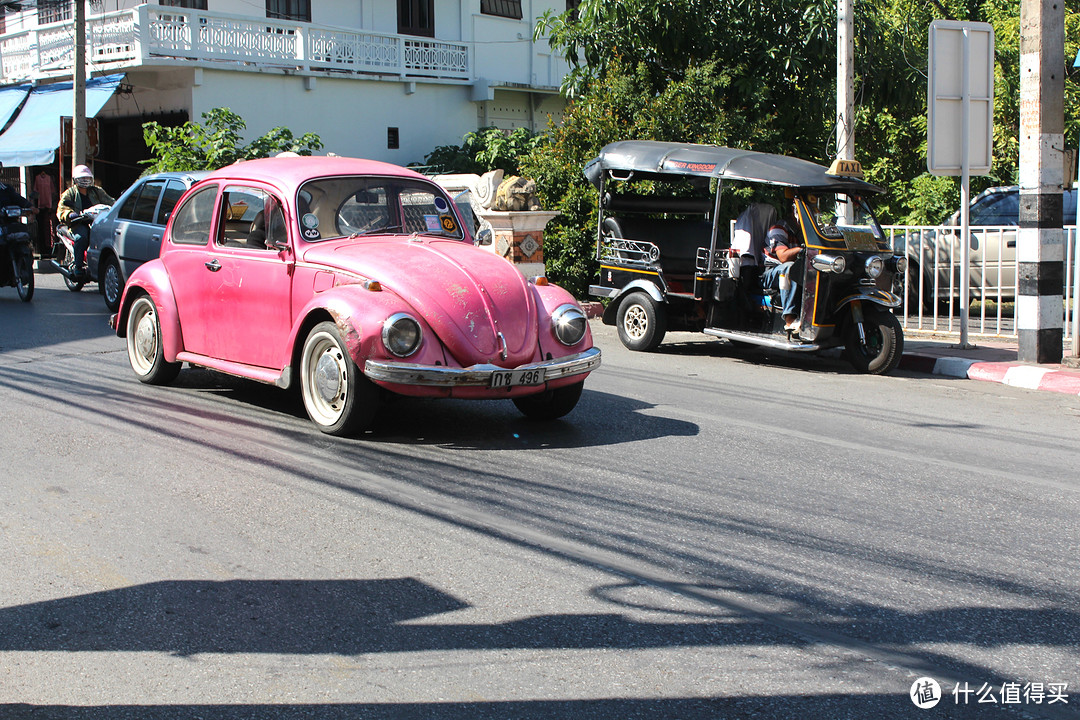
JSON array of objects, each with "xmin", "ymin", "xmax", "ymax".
[
  {"xmin": 584, "ymin": 141, "xmax": 883, "ymax": 193},
  {"xmin": 203, "ymin": 155, "xmax": 430, "ymax": 191}
]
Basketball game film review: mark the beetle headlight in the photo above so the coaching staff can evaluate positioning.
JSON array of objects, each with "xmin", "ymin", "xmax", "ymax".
[
  {"xmin": 382, "ymin": 313, "xmax": 422, "ymax": 357},
  {"xmin": 551, "ymin": 304, "xmax": 587, "ymax": 346},
  {"xmin": 811, "ymin": 254, "xmax": 847, "ymax": 274},
  {"xmin": 865, "ymin": 255, "xmax": 885, "ymax": 279}
]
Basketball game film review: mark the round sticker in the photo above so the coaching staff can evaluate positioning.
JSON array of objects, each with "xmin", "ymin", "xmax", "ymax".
[
  {"xmin": 440, "ymin": 216, "xmax": 458, "ymax": 233},
  {"xmin": 302, "ymin": 227, "xmax": 321, "ymax": 240},
  {"xmin": 301, "ymin": 213, "xmax": 319, "ymax": 229},
  {"xmin": 433, "ymin": 196, "xmax": 449, "ymax": 213}
]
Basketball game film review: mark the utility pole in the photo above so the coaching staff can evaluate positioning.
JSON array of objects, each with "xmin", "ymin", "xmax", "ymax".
[
  {"xmin": 73, "ymin": 0, "xmax": 87, "ymax": 170},
  {"xmin": 1018, "ymin": 0, "xmax": 1065, "ymax": 363},
  {"xmin": 836, "ymin": 0, "xmax": 854, "ymax": 162}
]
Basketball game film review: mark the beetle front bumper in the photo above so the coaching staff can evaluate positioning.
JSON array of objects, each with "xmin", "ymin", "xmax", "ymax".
[{"xmin": 363, "ymin": 347, "xmax": 601, "ymax": 387}]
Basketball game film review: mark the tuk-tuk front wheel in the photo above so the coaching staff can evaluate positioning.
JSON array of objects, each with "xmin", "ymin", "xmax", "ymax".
[
  {"xmin": 617, "ymin": 291, "xmax": 666, "ymax": 352},
  {"xmin": 844, "ymin": 306, "xmax": 903, "ymax": 375}
]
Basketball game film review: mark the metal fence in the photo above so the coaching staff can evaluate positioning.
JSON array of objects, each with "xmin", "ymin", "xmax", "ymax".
[{"xmin": 882, "ymin": 224, "xmax": 1079, "ymax": 349}]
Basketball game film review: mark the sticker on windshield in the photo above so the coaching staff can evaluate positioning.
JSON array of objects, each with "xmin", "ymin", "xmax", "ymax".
[
  {"xmin": 433, "ymin": 196, "xmax": 450, "ymax": 213},
  {"xmin": 440, "ymin": 215, "xmax": 458, "ymax": 233},
  {"xmin": 424, "ymin": 215, "xmax": 441, "ymax": 232},
  {"xmin": 301, "ymin": 212, "xmax": 321, "ymax": 240}
]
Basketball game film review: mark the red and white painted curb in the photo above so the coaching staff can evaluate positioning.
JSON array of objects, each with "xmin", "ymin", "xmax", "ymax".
[{"xmin": 900, "ymin": 354, "xmax": 1080, "ymax": 396}]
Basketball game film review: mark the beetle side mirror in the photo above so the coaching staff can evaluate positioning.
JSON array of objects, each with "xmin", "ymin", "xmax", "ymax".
[{"xmin": 476, "ymin": 228, "xmax": 493, "ymax": 246}]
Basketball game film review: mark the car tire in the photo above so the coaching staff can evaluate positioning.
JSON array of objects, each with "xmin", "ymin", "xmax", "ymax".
[
  {"xmin": 616, "ymin": 291, "xmax": 666, "ymax": 352},
  {"xmin": 844, "ymin": 306, "xmax": 904, "ymax": 375},
  {"xmin": 300, "ymin": 321, "xmax": 379, "ymax": 436},
  {"xmin": 512, "ymin": 380, "xmax": 584, "ymax": 421},
  {"xmin": 100, "ymin": 255, "xmax": 123, "ymax": 312},
  {"xmin": 13, "ymin": 250, "xmax": 33, "ymax": 302},
  {"xmin": 126, "ymin": 294, "xmax": 182, "ymax": 385}
]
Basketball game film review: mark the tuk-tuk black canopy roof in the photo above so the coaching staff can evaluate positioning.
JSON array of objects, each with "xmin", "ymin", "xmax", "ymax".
[{"xmin": 583, "ymin": 141, "xmax": 883, "ymax": 194}]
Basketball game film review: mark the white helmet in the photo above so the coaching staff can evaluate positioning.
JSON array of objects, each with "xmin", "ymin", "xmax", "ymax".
[{"xmin": 73, "ymin": 164, "xmax": 94, "ymax": 187}]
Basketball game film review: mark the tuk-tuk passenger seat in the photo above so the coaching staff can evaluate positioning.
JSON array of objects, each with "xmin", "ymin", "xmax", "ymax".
[{"xmin": 602, "ymin": 216, "xmax": 715, "ymax": 276}]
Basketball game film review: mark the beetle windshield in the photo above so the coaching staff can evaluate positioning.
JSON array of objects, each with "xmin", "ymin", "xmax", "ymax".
[
  {"xmin": 806, "ymin": 192, "xmax": 885, "ymax": 242},
  {"xmin": 296, "ymin": 176, "xmax": 465, "ymax": 242}
]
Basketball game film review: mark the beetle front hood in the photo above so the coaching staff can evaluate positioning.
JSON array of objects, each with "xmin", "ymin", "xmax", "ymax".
[{"xmin": 303, "ymin": 237, "xmax": 539, "ymax": 366}]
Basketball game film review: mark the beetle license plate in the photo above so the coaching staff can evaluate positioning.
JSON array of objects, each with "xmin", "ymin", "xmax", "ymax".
[{"xmin": 490, "ymin": 368, "xmax": 545, "ymax": 388}]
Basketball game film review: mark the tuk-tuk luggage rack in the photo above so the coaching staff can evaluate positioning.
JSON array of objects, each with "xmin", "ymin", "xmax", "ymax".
[
  {"xmin": 696, "ymin": 247, "xmax": 732, "ymax": 277},
  {"xmin": 599, "ymin": 238, "xmax": 661, "ymax": 266}
]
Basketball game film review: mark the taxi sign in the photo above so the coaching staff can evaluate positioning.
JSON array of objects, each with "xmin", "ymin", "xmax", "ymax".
[{"xmin": 826, "ymin": 158, "xmax": 864, "ymax": 179}]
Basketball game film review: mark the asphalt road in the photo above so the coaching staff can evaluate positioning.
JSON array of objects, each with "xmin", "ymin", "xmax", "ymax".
[{"xmin": 1, "ymin": 274, "xmax": 1078, "ymax": 719}]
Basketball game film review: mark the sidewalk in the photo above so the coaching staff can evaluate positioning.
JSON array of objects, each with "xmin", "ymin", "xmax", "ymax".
[{"xmin": 899, "ymin": 333, "xmax": 1080, "ymax": 396}]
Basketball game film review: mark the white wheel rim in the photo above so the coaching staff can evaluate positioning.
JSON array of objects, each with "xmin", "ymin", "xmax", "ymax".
[
  {"xmin": 128, "ymin": 299, "xmax": 158, "ymax": 375},
  {"xmin": 624, "ymin": 304, "xmax": 648, "ymax": 340},
  {"xmin": 303, "ymin": 331, "xmax": 349, "ymax": 426}
]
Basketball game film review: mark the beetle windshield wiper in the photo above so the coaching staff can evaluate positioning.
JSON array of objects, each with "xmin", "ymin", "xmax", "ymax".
[{"xmin": 350, "ymin": 223, "xmax": 404, "ymax": 238}]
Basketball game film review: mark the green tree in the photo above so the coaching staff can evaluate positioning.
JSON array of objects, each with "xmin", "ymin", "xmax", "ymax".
[
  {"xmin": 142, "ymin": 108, "xmax": 323, "ymax": 173},
  {"xmin": 422, "ymin": 127, "xmax": 543, "ymax": 175}
]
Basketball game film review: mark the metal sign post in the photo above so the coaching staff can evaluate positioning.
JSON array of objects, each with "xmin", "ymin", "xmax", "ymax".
[{"xmin": 927, "ymin": 20, "xmax": 995, "ymax": 348}]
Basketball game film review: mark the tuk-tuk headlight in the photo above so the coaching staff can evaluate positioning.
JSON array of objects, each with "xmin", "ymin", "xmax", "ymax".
[
  {"xmin": 382, "ymin": 313, "xmax": 422, "ymax": 357},
  {"xmin": 811, "ymin": 254, "xmax": 847, "ymax": 274},
  {"xmin": 552, "ymin": 304, "xmax": 587, "ymax": 346},
  {"xmin": 865, "ymin": 255, "xmax": 885, "ymax": 279}
]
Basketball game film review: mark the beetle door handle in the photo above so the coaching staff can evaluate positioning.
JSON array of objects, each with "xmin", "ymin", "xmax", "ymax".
[{"xmin": 204, "ymin": 259, "xmax": 221, "ymax": 272}]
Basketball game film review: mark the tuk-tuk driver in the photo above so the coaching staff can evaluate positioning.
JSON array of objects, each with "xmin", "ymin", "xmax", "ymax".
[{"xmin": 761, "ymin": 206, "xmax": 804, "ymax": 331}]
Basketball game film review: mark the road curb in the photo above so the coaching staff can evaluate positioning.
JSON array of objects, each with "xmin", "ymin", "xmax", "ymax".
[{"xmin": 901, "ymin": 352, "xmax": 1080, "ymax": 396}]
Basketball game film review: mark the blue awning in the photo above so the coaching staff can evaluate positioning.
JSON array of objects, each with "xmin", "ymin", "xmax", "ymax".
[
  {"xmin": 0, "ymin": 74, "xmax": 124, "ymax": 167},
  {"xmin": 0, "ymin": 83, "xmax": 31, "ymax": 136}
]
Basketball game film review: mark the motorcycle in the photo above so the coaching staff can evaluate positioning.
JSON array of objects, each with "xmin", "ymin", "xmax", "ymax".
[
  {"xmin": 52, "ymin": 203, "xmax": 110, "ymax": 292},
  {"xmin": 0, "ymin": 205, "xmax": 35, "ymax": 302}
]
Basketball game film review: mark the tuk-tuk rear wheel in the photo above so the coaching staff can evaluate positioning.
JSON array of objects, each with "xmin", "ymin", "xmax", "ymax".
[
  {"xmin": 844, "ymin": 306, "xmax": 903, "ymax": 375},
  {"xmin": 617, "ymin": 291, "xmax": 666, "ymax": 352}
]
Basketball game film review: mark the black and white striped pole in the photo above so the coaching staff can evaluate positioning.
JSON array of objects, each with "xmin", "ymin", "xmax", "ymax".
[{"xmin": 1018, "ymin": 0, "xmax": 1065, "ymax": 363}]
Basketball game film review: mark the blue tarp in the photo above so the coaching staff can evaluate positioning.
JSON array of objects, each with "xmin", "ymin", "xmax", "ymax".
[
  {"xmin": 0, "ymin": 74, "xmax": 124, "ymax": 167},
  {"xmin": 0, "ymin": 84, "xmax": 31, "ymax": 140}
]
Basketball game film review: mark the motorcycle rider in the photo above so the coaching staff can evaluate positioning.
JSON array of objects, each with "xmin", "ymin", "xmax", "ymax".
[
  {"xmin": 57, "ymin": 164, "xmax": 114, "ymax": 278},
  {"xmin": 0, "ymin": 161, "xmax": 37, "ymax": 218}
]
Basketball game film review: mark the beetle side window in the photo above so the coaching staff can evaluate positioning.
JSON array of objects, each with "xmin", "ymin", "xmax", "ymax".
[
  {"xmin": 157, "ymin": 179, "xmax": 188, "ymax": 225},
  {"xmin": 170, "ymin": 185, "xmax": 219, "ymax": 246},
  {"xmin": 130, "ymin": 179, "xmax": 165, "ymax": 224},
  {"xmin": 216, "ymin": 186, "xmax": 276, "ymax": 250}
]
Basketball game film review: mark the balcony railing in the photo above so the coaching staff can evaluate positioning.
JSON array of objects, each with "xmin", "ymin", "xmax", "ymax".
[{"xmin": 0, "ymin": 4, "xmax": 471, "ymax": 84}]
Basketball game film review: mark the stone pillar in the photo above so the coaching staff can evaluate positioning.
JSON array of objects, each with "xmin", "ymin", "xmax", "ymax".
[
  {"xmin": 476, "ymin": 210, "xmax": 558, "ymax": 278},
  {"xmin": 1018, "ymin": 0, "xmax": 1065, "ymax": 363}
]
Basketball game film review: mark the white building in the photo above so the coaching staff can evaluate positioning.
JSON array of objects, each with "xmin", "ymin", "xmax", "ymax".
[{"xmin": 0, "ymin": 0, "xmax": 573, "ymax": 192}]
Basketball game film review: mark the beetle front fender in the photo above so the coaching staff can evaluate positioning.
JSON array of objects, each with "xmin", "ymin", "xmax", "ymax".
[{"xmin": 288, "ymin": 285, "xmax": 448, "ymax": 377}]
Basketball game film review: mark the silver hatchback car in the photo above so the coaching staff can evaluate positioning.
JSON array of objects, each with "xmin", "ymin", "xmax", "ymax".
[{"xmin": 88, "ymin": 171, "xmax": 209, "ymax": 311}]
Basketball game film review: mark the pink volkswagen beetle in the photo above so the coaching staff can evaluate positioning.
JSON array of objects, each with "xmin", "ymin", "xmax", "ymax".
[{"xmin": 111, "ymin": 156, "xmax": 600, "ymax": 435}]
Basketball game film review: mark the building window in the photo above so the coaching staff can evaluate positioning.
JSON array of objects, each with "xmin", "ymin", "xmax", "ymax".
[
  {"xmin": 37, "ymin": 0, "xmax": 72, "ymax": 25},
  {"xmin": 266, "ymin": 0, "xmax": 310, "ymax": 22},
  {"xmin": 387, "ymin": 128, "xmax": 400, "ymax": 150},
  {"xmin": 160, "ymin": 0, "xmax": 208, "ymax": 8},
  {"xmin": 480, "ymin": 0, "xmax": 522, "ymax": 20},
  {"xmin": 398, "ymin": 0, "xmax": 433, "ymax": 37}
]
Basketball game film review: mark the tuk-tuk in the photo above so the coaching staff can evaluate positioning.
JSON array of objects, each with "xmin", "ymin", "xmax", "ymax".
[{"xmin": 585, "ymin": 141, "xmax": 907, "ymax": 374}]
